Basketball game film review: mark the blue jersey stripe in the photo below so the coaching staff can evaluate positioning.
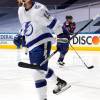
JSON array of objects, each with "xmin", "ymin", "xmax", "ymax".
[
  {"xmin": 47, "ymin": 18, "xmax": 57, "ymax": 29},
  {"xmin": 26, "ymin": 33, "xmax": 53, "ymax": 48}
]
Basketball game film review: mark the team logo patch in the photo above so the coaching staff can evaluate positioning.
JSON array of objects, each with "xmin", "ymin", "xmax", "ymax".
[{"xmin": 23, "ymin": 21, "xmax": 33, "ymax": 36}]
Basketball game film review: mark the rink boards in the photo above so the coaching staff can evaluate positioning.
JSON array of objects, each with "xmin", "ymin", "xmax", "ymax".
[{"xmin": 0, "ymin": 32, "xmax": 100, "ymax": 51}]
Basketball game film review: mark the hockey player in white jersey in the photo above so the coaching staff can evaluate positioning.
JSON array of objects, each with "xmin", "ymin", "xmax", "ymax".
[{"xmin": 14, "ymin": 0, "xmax": 71, "ymax": 100}]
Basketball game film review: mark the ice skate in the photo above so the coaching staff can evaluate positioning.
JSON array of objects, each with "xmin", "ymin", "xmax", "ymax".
[{"xmin": 53, "ymin": 78, "xmax": 71, "ymax": 95}]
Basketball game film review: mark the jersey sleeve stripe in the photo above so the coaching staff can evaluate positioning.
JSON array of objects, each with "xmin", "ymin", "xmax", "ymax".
[
  {"xmin": 47, "ymin": 18, "xmax": 57, "ymax": 29},
  {"xmin": 26, "ymin": 33, "xmax": 53, "ymax": 48}
]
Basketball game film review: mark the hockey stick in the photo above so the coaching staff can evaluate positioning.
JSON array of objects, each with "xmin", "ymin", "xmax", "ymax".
[
  {"xmin": 18, "ymin": 50, "xmax": 57, "ymax": 70},
  {"xmin": 18, "ymin": 16, "xmax": 98, "ymax": 69},
  {"xmin": 69, "ymin": 43, "xmax": 94, "ymax": 69}
]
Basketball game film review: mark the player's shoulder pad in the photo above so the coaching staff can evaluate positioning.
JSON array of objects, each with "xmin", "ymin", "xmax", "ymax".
[
  {"xmin": 18, "ymin": 6, "xmax": 24, "ymax": 14},
  {"xmin": 34, "ymin": 2, "xmax": 44, "ymax": 9},
  {"xmin": 73, "ymin": 22, "xmax": 76, "ymax": 24},
  {"xmin": 34, "ymin": 2, "xmax": 47, "ymax": 11},
  {"xmin": 18, "ymin": 6, "xmax": 24, "ymax": 11}
]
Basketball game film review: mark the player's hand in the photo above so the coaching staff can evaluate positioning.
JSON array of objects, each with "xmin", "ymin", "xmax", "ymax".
[
  {"xmin": 13, "ymin": 34, "xmax": 23, "ymax": 48},
  {"xmin": 17, "ymin": 0, "xmax": 24, "ymax": 6}
]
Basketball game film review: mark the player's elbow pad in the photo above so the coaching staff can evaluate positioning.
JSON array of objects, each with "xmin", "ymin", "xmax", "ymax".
[
  {"xmin": 47, "ymin": 18, "xmax": 63, "ymax": 35},
  {"xmin": 62, "ymin": 26, "xmax": 72, "ymax": 36},
  {"xmin": 47, "ymin": 18, "xmax": 57, "ymax": 29}
]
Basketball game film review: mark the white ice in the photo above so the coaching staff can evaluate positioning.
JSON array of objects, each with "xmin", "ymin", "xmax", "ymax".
[{"xmin": 0, "ymin": 49, "xmax": 100, "ymax": 100}]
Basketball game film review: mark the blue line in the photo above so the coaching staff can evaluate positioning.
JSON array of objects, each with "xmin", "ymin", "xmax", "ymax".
[
  {"xmin": 80, "ymin": 32, "xmax": 100, "ymax": 34},
  {"xmin": 0, "ymin": 33, "xmax": 17, "ymax": 34}
]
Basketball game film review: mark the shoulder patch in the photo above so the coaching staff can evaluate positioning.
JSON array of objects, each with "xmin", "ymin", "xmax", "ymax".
[{"xmin": 34, "ymin": 4, "xmax": 41, "ymax": 9}]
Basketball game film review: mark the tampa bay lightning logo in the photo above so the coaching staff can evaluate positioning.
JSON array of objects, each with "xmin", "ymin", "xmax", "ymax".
[{"xmin": 23, "ymin": 21, "xmax": 33, "ymax": 36}]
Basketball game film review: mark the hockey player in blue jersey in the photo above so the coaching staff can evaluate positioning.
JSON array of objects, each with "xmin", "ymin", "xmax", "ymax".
[
  {"xmin": 57, "ymin": 16, "xmax": 76, "ymax": 66},
  {"xmin": 14, "ymin": 0, "xmax": 71, "ymax": 100}
]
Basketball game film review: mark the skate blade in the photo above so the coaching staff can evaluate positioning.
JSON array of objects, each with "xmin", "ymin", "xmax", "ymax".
[{"xmin": 56, "ymin": 84, "xmax": 71, "ymax": 95}]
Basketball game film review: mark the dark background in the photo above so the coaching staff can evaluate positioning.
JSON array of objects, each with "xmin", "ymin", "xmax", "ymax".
[{"xmin": 0, "ymin": 0, "xmax": 100, "ymax": 8}]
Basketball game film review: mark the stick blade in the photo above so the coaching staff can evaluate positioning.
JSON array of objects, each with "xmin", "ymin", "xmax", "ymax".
[
  {"xmin": 87, "ymin": 66, "xmax": 94, "ymax": 69},
  {"xmin": 18, "ymin": 62, "xmax": 39, "ymax": 69}
]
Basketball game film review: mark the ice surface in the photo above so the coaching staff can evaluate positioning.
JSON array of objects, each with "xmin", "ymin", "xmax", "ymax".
[{"xmin": 0, "ymin": 49, "xmax": 100, "ymax": 100}]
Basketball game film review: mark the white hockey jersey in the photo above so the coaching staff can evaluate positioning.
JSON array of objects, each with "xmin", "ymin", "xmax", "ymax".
[{"xmin": 18, "ymin": 2, "xmax": 63, "ymax": 51}]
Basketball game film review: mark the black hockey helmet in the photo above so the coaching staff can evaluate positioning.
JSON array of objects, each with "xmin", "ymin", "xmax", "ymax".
[{"xmin": 66, "ymin": 15, "xmax": 73, "ymax": 20}]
